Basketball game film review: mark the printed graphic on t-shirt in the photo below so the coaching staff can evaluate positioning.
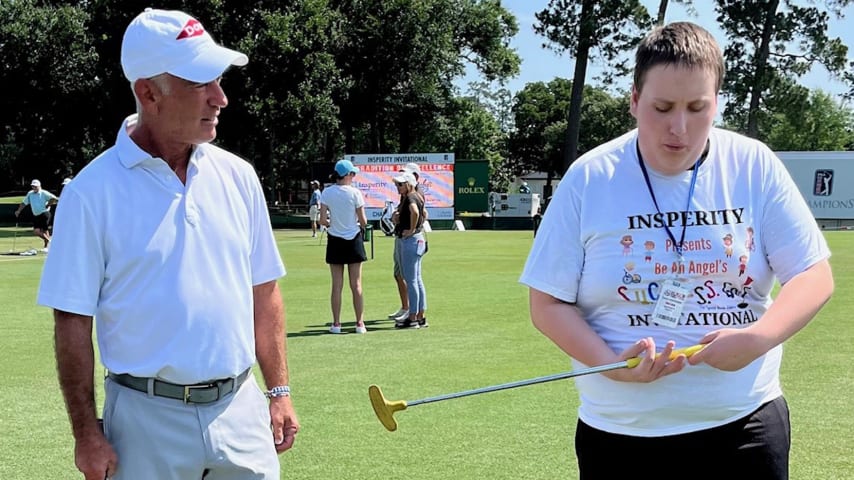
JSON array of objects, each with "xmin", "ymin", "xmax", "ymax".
[{"xmin": 616, "ymin": 205, "xmax": 757, "ymax": 328}]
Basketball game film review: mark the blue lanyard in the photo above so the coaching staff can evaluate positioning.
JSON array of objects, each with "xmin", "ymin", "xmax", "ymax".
[{"xmin": 636, "ymin": 142, "xmax": 700, "ymax": 260}]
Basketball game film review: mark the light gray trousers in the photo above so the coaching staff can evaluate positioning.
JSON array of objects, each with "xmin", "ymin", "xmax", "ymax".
[{"xmin": 103, "ymin": 375, "xmax": 279, "ymax": 479}]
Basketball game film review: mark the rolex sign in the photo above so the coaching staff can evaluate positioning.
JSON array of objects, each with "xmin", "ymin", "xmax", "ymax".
[{"xmin": 454, "ymin": 161, "xmax": 489, "ymax": 213}]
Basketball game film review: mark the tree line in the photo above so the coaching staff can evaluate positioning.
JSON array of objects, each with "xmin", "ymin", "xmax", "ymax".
[{"xmin": 2, "ymin": 0, "xmax": 853, "ymax": 199}]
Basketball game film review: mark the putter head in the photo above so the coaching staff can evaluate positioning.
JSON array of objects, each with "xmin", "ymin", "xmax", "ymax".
[{"xmin": 369, "ymin": 384, "xmax": 407, "ymax": 432}]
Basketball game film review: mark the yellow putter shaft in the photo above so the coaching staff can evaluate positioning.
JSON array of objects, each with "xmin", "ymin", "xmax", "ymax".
[{"xmin": 369, "ymin": 344, "xmax": 705, "ymax": 431}]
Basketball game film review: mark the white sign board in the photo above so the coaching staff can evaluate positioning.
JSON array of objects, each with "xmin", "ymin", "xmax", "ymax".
[
  {"xmin": 776, "ymin": 151, "xmax": 854, "ymax": 219},
  {"xmin": 343, "ymin": 153, "xmax": 455, "ymax": 221}
]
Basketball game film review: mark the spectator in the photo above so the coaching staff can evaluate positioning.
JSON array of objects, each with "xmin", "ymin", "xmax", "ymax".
[
  {"xmin": 320, "ymin": 159, "xmax": 368, "ymax": 334},
  {"xmin": 392, "ymin": 171, "xmax": 428, "ymax": 329},
  {"xmin": 387, "ymin": 162, "xmax": 423, "ymax": 322},
  {"xmin": 37, "ymin": 9, "xmax": 298, "ymax": 479}
]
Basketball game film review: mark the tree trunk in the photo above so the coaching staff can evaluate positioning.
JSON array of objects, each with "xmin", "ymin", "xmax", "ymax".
[
  {"xmin": 370, "ymin": 112, "xmax": 380, "ymax": 152},
  {"xmin": 562, "ymin": 0, "xmax": 594, "ymax": 172},
  {"xmin": 656, "ymin": 0, "xmax": 669, "ymax": 25},
  {"xmin": 399, "ymin": 114, "xmax": 412, "ymax": 152},
  {"xmin": 746, "ymin": 0, "xmax": 780, "ymax": 138},
  {"xmin": 344, "ymin": 122, "xmax": 354, "ymax": 154}
]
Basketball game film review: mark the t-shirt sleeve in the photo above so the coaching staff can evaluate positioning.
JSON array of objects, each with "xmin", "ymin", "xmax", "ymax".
[
  {"xmin": 761, "ymin": 150, "xmax": 830, "ymax": 284},
  {"xmin": 519, "ymin": 168, "xmax": 585, "ymax": 303},
  {"xmin": 247, "ymin": 170, "xmax": 286, "ymax": 285},
  {"xmin": 37, "ymin": 189, "xmax": 105, "ymax": 315},
  {"xmin": 353, "ymin": 187, "xmax": 365, "ymax": 209}
]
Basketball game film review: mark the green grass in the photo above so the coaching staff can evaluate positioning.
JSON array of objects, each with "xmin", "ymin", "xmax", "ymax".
[{"xmin": 0, "ymin": 227, "xmax": 852, "ymax": 479}]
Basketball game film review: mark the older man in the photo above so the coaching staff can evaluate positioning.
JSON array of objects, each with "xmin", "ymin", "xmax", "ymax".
[
  {"xmin": 14, "ymin": 179, "xmax": 58, "ymax": 252},
  {"xmin": 38, "ymin": 9, "xmax": 298, "ymax": 479}
]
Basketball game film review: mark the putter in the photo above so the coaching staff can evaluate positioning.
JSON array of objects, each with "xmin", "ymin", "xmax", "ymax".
[
  {"xmin": 369, "ymin": 344, "xmax": 705, "ymax": 431},
  {"xmin": 10, "ymin": 222, "xmax": 18, "ymax": 253}
]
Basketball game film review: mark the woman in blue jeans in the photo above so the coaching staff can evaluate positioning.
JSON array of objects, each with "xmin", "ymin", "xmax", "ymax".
[{"xmin": 392, "ymin": 171, "xmax": 428, "ymax": 329}]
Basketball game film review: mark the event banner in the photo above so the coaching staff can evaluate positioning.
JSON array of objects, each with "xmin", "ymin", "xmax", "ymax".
[{"xmin": 343, "ymin": 153, "xmax": 455, "ymax": 220}]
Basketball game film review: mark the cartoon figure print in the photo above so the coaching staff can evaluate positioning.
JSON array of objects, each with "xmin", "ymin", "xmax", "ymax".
[
  {"xmin": 739, "ymin": 254, "xmax": 748, "ymax": 276},
  {"xmin": 623, "ymin": 261, "xmax": 642, "ymax": 284},
  {"xmin": 722, "ymin": 233, "xmax": 734, "ymax": 258},
  {"xmin": 745, "ymin": 226, "xmax": 755, "ymax": 252},
  {"xmin": 620, "ymin": 235, "xmax": 634, "ymax": 256},
  {"xmin": 644, "ymin": 240, "xmax": 655, "ymax": 262}
]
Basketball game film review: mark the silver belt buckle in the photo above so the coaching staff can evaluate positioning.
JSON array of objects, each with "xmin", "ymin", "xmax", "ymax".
[{"xmin": 184, "ymin": 384, "xmax": 214, "ymax": 404}]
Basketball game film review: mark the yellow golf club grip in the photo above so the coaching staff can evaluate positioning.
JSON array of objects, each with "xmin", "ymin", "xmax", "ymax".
[{"xmin": 625, "ymin": 344, "xmax": 705, "ymax": 369}]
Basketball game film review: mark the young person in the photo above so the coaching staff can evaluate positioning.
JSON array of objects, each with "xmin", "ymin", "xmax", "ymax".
[
  {"xmin": 388, "ymin": 162, "xmax": 423, "ymax": 321},
  {"xmin": 391, "ymin": 171, "xmax": 428, "ymax": 329},
  {"xmin": 320, "ymin": 160, "xmax": 368, "ymax": 334},
  {"xmin": 520, "ymin": 22, "xmax": 833, "ymax": 479}
]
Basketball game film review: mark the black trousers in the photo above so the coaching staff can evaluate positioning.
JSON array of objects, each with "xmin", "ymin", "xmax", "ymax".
[{"xmin": 575, "ymin": 396, "xmax": 790, "ymax": 480}]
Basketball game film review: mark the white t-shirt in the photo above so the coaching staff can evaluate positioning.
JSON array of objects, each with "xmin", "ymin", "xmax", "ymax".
[
  {"xmin": 37, "ymin": 115, "xmax": 286, "ymax": 384},
  {"xmin": 520, "ymin": 128, "xmax": 830, "ymax": 436},
  {"xmin": 320, "ymin": 184, "xmax": 364, "ymax": 240}
]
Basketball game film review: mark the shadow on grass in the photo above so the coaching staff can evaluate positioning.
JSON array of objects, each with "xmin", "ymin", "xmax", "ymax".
[{"xmin": 287, "ymin": 318, "xmax": 408, "ymax": 337}]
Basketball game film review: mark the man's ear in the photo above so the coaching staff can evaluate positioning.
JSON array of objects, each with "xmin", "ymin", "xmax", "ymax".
[{"xmin": 132, "ymin": 78, "xmax": 163, "ymax": 111}]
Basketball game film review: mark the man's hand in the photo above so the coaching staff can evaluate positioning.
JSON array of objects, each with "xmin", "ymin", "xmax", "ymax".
[
  {"xmin": 269, "ymin": 396, "xmax": 299, "ymax": 453},
  {"xmin": 74, "ymin": 426, "xmax": 118, "ymax": 480}
]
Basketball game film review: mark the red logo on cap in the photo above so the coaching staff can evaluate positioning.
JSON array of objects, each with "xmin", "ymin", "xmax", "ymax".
[{"xmin": 176, "ymin": 19, "xmax": 205, "ymax": 40}]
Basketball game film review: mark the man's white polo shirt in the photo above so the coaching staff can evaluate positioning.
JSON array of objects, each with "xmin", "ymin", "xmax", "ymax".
[{"xmin": 38, "ymin": 115, "xmax": 285, "ymax": 384}]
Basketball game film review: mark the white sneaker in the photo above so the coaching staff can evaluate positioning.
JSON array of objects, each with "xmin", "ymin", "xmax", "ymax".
[
  {"xmin": 329, "ymin": 325, "xmax": 342, "ymax": 334},
  {"xmin": 393, "ymin": 311, "xmax": 410, "ymax": 322},
  {"xmin": 40, "ymin": 247, "xmax": 49, "ymax": 253},
  {"xmin": 355, "ymin": 325, "xmax": 367, "ymax": 334},
  {"xmin": 388, "ymin": 308, "xmax": 407, "ymax": 319}
]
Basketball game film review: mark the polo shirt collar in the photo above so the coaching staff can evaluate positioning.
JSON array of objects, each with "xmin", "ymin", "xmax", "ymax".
[
  {"xmin": 116, "ymin": 114, "xmax": 151, "ymax": 169},
  {"xmin": 115, "ymin": 114, "xmax": 203, "ymax": 169}
]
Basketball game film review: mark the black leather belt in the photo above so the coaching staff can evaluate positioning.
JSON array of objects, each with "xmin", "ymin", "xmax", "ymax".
[{"xmin": 108, "ymin": 368, "xmax": 251, "ymax": 404}]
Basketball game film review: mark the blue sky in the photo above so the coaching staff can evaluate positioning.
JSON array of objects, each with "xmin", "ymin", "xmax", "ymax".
[{"xmin": 459, "ymin": 0, "xmax": 853, "ymax": 101}]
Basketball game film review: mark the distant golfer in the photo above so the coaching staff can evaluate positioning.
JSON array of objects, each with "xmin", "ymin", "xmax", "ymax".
[
  {"xmin": 14, "ymin": 179, "xmax": 57, "ymax": 252},
  {"xmin": 37, "ymin": 9, "xmax": 298, "ymax": 479},
  {"xmin": 309, "ymin": 179, "xmax": 322, "ymax": 237},
  {"xmin": 520, "ymin": 22, "xmax": 833, "ymax": 479}
]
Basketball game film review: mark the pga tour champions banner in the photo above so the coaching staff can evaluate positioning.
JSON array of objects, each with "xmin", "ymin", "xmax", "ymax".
[
  {"xmin": 777, "ymin": 151, "xmax": 854, "ymax": 219},
  {"xmin": 343, "ymin": 153, "xmax": 455, "ymax": 221}
]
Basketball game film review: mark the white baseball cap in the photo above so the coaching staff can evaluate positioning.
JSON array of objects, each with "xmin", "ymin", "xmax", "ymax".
[
  {"xmin": 31, "ymin": 179, "xmax": 41, "ymax": 187},
  {"xmin": 402, "ymin": 162, "xmax": 421, "ymax": 174},
  {"xmin": 121, "ymin": 8, "xmax": 248, "ymax": 83},
  {"xmin": 393, "ymin": 171, "xmax": 417, "ymax": 187}
]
